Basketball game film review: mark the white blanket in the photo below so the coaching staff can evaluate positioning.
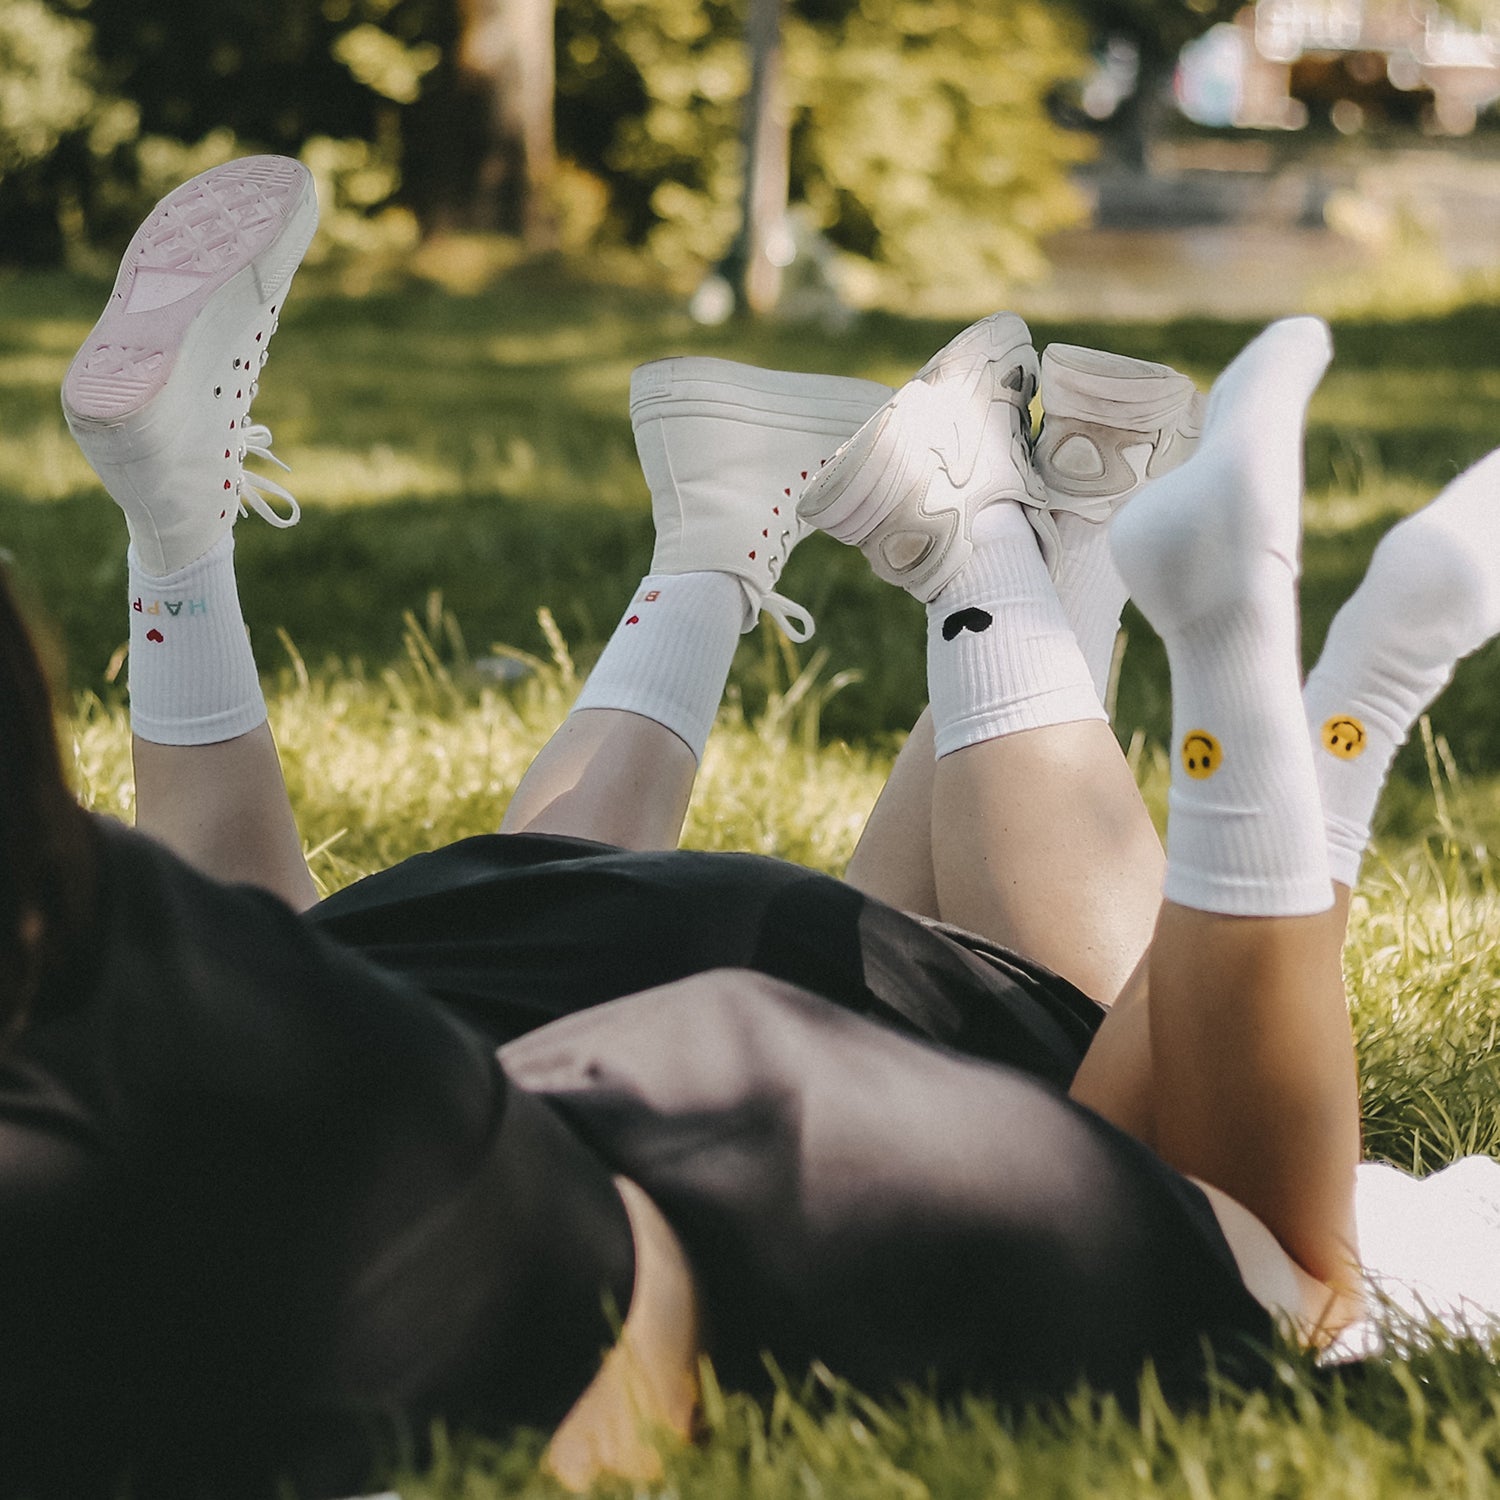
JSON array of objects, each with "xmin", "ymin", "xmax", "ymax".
[{"xmin": 1327, "ymin": 1154, "xmax": 1500, "ymax": 1360}]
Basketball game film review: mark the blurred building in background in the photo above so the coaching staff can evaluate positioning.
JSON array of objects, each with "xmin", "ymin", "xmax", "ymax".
[{"xmin": 1177, "ymin": 0, "xmax": 1500, "ymax": 133}]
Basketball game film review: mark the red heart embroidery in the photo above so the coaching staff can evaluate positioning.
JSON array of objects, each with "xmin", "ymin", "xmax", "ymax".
[
  {"xmin": 625, "ymin": 615, "xmax": 640, "ymax": 625},
  {"xmin": 146, "ymin": 628, "xmax": 165, "ymax": 643}
]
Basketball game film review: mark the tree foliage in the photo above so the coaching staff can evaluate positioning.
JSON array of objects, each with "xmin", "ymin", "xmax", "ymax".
[
  {"xmin": 555, "ymin": 0, "xmax": 1093, "ymax": 305},
  {"xmin": 1, "ymin": 0, "xmax": 1097, "ymax": 306}
]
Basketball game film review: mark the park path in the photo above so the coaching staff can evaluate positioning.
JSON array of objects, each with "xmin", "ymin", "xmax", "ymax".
[{"xmin": 1027, "ymin": 141, "xmax": 1500, "ymax": 321}]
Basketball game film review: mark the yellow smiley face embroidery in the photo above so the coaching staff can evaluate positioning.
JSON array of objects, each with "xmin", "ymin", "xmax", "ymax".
[
  {"xmin": 1321, "ymin": 715, "xmax": 1367, "ymax": 760},
  {"xmin": 1182, "ymin": 730, "xmax": 1222, "ymax": 780}
]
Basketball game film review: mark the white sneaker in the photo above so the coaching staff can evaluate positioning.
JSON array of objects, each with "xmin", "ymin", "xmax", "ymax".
[
  {"xmin": 1028, "ymin": 343, "xmax": 1204, "ymax": 571},
  {"xmin": 630, "ymin": 357, "xmax": 892, "ymax": 640},
  {"xmin": 796, "ymin": 312, "xmax": 1041, "ymax": 603},
  {"xmin": 62, "ymin": 155, "xmax": 318, "ymax": 577}
]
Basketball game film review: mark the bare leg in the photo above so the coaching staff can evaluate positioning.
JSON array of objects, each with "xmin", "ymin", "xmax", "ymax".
[
  {"xmin": 501, "ymin": 358, "xmax": 888, "ymax": 853},
  {"xmin": 499, "ymin": 709, "xmax": 697, "ymax": 849},
  {"xmin": 134, "ymin": 728, "xmax": 317, "ymax": 911},
  {"xmin": 1072, "ymin": 319, "xmax": 1363, "ymax": 1292},
  {"xmin": 61, "ymin": 157, "xmax": 318, "ymax": 906},
  {"xmin": 1142, "ymin": 897, "xmax": 1359, "ymax": 1288},
  {"xmin": 1075, "ymin": 435, "xmax": 1500, "ymax": 1271},
  {"xmin": 544, "ymin": 1176, "xmax": 701, "ymax": 1491},
  {"xmin": 828, "ymin": 330, "xmax": 1205, "ymax": 985},
  {"xmin": 842, "ymin": 707, "xmax": 939, "ymax": 917},
  {"xmin": 1076, "ymin": 897, "xmax": 1360, "ymax": 1292},
  {"xmin": 932, "ymin": 719, "xmax": 1163, "ymax": 1005}
]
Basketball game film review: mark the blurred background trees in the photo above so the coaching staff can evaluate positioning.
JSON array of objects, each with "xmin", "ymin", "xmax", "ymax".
[{"xmin": 0, "ymin": 0, "xmax": 1095, "ymax": 307}]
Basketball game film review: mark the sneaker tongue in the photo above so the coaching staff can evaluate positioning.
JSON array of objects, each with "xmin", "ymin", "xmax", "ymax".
[{"xmin": 125, "ymin": 267, "xmax": 210, "ymax": 314}]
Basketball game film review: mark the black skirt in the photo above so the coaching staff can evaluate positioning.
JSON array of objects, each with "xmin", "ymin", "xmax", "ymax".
[{"xmin": 312, "ymin": 831, "xmax": 1105, "ymax": 1088}]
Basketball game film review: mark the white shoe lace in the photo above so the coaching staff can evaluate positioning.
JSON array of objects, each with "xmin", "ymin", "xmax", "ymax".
[
  {"xmin": 238, "ymin": 420, "xmax": 301, "ymax": 530},
  {"xmin": 760, "ymin": 590, "xmax": 814, "ymax": 642}
]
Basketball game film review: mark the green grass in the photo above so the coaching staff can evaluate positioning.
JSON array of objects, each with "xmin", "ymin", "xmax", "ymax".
[
  {"xmin": 65, "ymin": 645, "xmax": 1500, "ymax": 1498},
  {"xmin": 8, "ymin": 266, "xmax": 1500, "ymax": 1494},
  {"xmin": 9, "ymin": 263, "xmax": 1500, "ymax": 780}
]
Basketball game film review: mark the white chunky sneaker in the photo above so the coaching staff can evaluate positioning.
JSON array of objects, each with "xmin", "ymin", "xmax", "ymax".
[
  {"xmin": 796, "ymin": 312, "xmax": 1041, "ymax": 603},
  {"xmin": 630, "ymin": 357, "xmax": 892, "ymax": 640},
  {"xmin": 1028, "ymin": 343, "xmax": 1204, "ymax": 571},
  {"xmin": 62, "ymin": 155, "xmax": 318, "ymax": 577}
]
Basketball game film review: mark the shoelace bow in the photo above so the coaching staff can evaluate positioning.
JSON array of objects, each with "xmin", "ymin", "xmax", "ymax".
[
  {"xmin": 233, "ymin": 314, "xmax": 300, "ymax": 531},
  {"xmin": 237, "ymin": 421, "xmax": 300, "ymax": 529},
  {"xmin": 760, "ymin": 588, "xmax": 814, "ymax": 643}
]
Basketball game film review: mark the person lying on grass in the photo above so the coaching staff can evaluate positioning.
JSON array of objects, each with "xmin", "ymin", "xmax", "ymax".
[{"xmin": 2, "ymin": 155, "xmax": 1496, "ymax": 1500}]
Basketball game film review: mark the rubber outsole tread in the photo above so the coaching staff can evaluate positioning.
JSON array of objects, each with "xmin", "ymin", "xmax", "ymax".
[{"xmin": 63, "ymin": 157, "xmax": 314, "ymax": 424}]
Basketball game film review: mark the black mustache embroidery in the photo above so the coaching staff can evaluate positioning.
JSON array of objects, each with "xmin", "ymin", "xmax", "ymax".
[{"xmin": 941, "ymin": 607, "xmax": 994, "ymax": 641}]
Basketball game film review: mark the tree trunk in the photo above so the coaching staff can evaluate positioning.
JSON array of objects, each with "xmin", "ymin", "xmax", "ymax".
[
  {"xmin": 1108, "ymin": 43, "xmax": 1172, "ymax": 175},
  {"xmin": 724, "ymin": 0, "xmax": 789, "ymax": 316},
  {"xmin": 456, "ymin": 0, "xmax": 558, "ymax": 247}
]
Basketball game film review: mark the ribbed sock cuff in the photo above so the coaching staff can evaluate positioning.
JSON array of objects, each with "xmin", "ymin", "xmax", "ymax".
[
  {"xmin": 927, "ymin": 521, "xmax": 1104, "ymax": 759},
  {"xmin": 127, "ymin": 534, "xmax": 267, "ymax": 746},
  {"xmin": 570, "ymin": 571, "xmax": 742, "ymax": 761}
]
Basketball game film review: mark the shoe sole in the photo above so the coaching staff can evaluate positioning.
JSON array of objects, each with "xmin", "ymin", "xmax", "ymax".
[
  {"xmin": 1040, "ymin": 344, "xmax": 1202, "ymax": 430},
  {"xmin": 1036, "ymin": 345, "xmax": 1204, "ymax": 505},
  {"xmin": 799, "ymin": 313, "xmax": 1040, "ymax": 601},
  {"xmin": 62, "ymin": 156, "xmax": 317, "ymax": 456}
]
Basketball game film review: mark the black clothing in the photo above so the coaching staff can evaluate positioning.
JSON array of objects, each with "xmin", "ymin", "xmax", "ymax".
[
  {"xmin": 312, "ymin": 831, "xmax": 1104, "ymax": 1085},
  {"xmin": 505, "ymin": 971, "xmax": 1273, "ymax": 1406},
  {"xmin": 1, "ymin": 819, "xmax": 1271, "ymax": 1498},
  {"xmin": 1, "ymin": 819, "xmax": 635, "ymax": 1500}
]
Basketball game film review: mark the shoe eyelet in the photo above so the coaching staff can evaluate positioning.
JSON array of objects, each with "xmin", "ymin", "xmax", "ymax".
[{"xmin": 214, "ymin": 386, "xmax": 222, "ymax": 398}]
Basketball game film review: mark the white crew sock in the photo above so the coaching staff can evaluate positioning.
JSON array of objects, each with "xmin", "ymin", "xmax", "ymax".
[
  {"xmin": 127, "ymin": 533, "xmax": 267, "ymax": 746},
  {"xmin": 927, "ymin": 501, "xmax": 1105, "ymax": 758},
  {"xmin": 1304, "ymin": 448, "xmax": 1500, "ymax": 886},
  {"xmin": 569, "ymin": 571, "xmax": 742, "ymax": 761},
  {"xmin": 1047, "ymin": 513, "xmax": 1128, "ymax": 702},
  {"xmin": 1109, "ymin": 318, "xmax": 1335, "ymax": 916}
]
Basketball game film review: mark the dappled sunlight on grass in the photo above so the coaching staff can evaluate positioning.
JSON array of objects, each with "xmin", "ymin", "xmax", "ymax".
[
  {"xmin": 0, "ymin": 421, "xmax": 97, "ymax": 502},
  {"xmin": 67, "ymin": 619, "xmax": 890, "ymax": 894},
  {"xmin": 288, "ymin": 444, "xmax": 472, "ymax": 505},
  {"xmin": 0, "ymin": 350, "xmax": 77, "ymax": 389},
  {"xmin": 11, "ymin": 273, "xmax": 1500, "ymax": 760},
  {"xmin": 59, "ymin": 622, "xmax": 1500, "ymax": 1500},
  {"xmin": 1304, "ymin": 483, "xmax": 1434, "ymax": 536},
  {"xmin": 66, "ymin": 616, "xmax": 1498, "ymax": 1187}
]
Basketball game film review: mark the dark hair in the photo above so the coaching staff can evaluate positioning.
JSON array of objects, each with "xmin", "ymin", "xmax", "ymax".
[{"xmin": 0, "ymin": 564, "xmax": 94, "ymax": 1046}]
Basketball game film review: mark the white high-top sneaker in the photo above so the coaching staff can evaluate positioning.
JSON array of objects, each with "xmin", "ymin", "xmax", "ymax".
[
  {"xmin": 796, "ymin": 313, "xmax": 1041, "ymax": 603},
  {"xmin": 630, "ymin": 357, "xmax": 892, "ymax": 640},
  {"xmin": 1028, "ymin": 343, "xmax": 1205, "ymax": 570},
  {"xmin": 62, "ymin": 155, "xmax": 318, "ymax": 576}
]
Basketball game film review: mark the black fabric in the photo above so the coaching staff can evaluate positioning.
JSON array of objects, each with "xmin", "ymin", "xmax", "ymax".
[
  {"xmin": 504, "ymin": 970, "xmax": 1276, "ymax": 1406},
  {"xmin": 2, "ymin": 819, "xmax": 1270, "ymax": 1496},
  {"xmin": 1, "ymin": 818, "xmax": 636, "ymax": 1500},
  {"xmin": 312, "ymin": 832, "xmax": 1105, "ymax": 1087}
]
